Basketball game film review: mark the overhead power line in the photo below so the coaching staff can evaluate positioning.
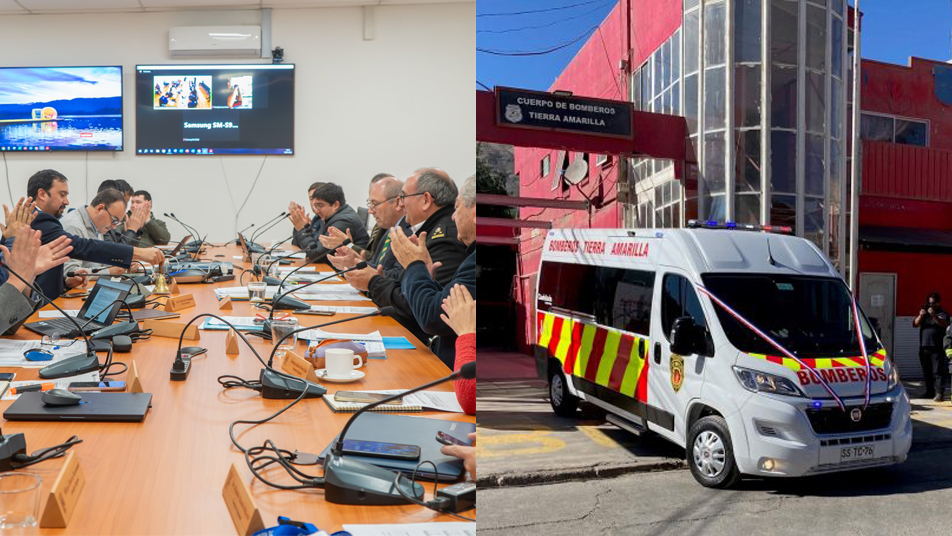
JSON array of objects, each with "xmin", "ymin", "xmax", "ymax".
[
  {"xmin": 477, "ymin": 0, "xmax": 615, "ymax": 34},
  {"xmin": 477, "ymin": 0, "xmax": 610, "ymax": 18},
  {"xmin": 477, "ymin": 26, "xmax": 598, "ymax": 57}
]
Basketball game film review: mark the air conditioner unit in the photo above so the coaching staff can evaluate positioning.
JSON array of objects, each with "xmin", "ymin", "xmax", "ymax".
[{"xmin": 169, "ymin": 26, "xmax": 261, "ymax": 58}]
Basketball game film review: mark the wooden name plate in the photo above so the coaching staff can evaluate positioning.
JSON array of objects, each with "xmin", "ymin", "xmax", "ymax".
[
  {"xmin": 225, "ymin": 329, "xmax": 240, "ymax": 356},
  {"xmin": 281, "ymin": 350, "xmax": 320, "ymax": 383},
  {"xmin": 40, "ymin": 451, "xmax": 84, "ymax": 528},
  {"xmin": 169, "ymin": 278, "xmax": 181, "ymax": 295},
  {"xmin": 128, "ymin": 360, "xmax": 144, "ymax": 394},
  {"xmin": 219, "ymin": 295, "xmax": 233, "ymax": 310},
  {"xmin": 164, "ymin": 293, "xmax": 196, "ymax": 312},
  {"xmin": 222, "ymin": 463, "xmax": 265, "ymax": 536},
  {"xmin": 143, "ymin": 319, "xmax": 201, "ymax": 340}
]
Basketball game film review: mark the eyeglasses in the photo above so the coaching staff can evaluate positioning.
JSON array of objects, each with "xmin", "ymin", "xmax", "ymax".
[
  {"xmin": 398, "ymin": 192, "xmax": 426, "ymax": 203},
  {"xmin": 366, "ymin": 196, "xmax": 398, "ymax": 210},
  {"xmin": 107, "ymin": 211, "xmax": 124, "ymax": 227}
]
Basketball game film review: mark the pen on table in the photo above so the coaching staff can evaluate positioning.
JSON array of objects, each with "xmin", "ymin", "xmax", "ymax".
[{"xmin": 10, "ymin": 382, "xmax": 55, "ymax": 395}]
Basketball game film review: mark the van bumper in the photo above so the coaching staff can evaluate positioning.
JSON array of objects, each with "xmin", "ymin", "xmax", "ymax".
[{"xmin": 731, "ymin": 386, "xmax": 912, "ymax": 478}]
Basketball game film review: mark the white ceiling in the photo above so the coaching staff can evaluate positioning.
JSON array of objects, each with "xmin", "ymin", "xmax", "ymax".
[{"xmin": 0, "ymin": 0, "xmax": 469, "ymax": 15}]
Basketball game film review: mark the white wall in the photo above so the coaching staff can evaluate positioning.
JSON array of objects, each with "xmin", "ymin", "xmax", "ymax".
[{"xmin": 0, "ymin": 3, "xmax": 475, "ymax": 243}]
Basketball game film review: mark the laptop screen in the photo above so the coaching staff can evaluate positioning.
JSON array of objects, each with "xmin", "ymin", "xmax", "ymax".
[{"xmin": 82, "ymin": 279, "xmax": 131, "ymax": 323}]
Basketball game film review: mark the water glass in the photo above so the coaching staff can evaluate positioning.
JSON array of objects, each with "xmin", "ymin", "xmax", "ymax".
[
  {"xmin": 247, "ymin": 281, "xmax": 268, "ymax": 303},
  {"xmin": 0, "ymin": 473, "xmax": 41, "ymax": 535},
  {"xmin": 271, "ymin": 318, "xmax": 300, "ymax": 358}
]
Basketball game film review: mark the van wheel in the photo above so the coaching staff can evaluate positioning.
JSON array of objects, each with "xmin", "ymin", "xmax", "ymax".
[
  {"xmin": 549, "ymin": 369, "xmax": 579, "ymax": 417},
  {"xmin": 687, "ymin": 416, "xmax": 741, "ymax": 488}
]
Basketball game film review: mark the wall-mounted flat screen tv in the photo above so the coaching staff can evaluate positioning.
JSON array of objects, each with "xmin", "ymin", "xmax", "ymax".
[
  {"xmin": 0, "ymin": 66, "xmax": 123, "ymax": 152},
  {"xmin": 135, "ymin": 64, "xmax": 294, "ymax": 155}
]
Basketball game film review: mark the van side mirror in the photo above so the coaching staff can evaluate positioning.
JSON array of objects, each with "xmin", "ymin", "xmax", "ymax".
[{"xmin": 670, "ymin": 316, "xmax": 706, "ymax": 356}]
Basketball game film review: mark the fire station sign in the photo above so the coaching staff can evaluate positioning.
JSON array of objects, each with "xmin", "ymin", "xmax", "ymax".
[{"xmin": 495, "ymin": 86, "xmax": 634, "ymax": 139}]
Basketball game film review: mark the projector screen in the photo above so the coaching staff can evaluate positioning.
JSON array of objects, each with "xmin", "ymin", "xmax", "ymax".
[
  {"xmin": 135, "ymin": 64, "xmax": 294, "ymax": 155},
  {"xmin": 0, "ymin": 66, "xmax": 123, "ymax": 152}
]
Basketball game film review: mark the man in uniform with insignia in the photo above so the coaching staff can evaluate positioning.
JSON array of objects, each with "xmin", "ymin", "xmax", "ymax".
[{"xmin": 343, "ymin": 168, "xmax": 468, "ymax": 367}]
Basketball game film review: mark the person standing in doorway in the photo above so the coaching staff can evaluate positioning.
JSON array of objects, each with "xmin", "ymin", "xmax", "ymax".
[{"xmin": 914, "ymin": 292, "xmax": 949, "ymax": 400}]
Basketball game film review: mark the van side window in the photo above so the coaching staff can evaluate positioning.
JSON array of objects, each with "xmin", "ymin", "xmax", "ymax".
[
  {"xmin": 538, "ymin": 260, "xmax": 654, "ymax": 336},
  {"xmin": 662, "ymin": 273, "xmax": 707, "ymax": 341}
]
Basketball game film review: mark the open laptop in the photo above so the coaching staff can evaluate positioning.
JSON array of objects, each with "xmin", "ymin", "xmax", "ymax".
[
  {"xmin": 24, "ymin": 278, "xmax": 134, "ymax": 338},
  {"xmin": 4, "ymin": 392, "xmax": 152, "ymax": 422},
  {"xmin": 166, "ymin": 234, "xmax": 192, "ymax": 257}
]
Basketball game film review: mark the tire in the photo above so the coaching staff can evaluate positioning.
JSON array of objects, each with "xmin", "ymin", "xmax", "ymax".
[
  {"xmin": 687, "ymin": 415, "xmax": 741, "ymax": 489},
  {"xmin": 548, "ymin": 367, "xmax": 579, "ymax": 417}
]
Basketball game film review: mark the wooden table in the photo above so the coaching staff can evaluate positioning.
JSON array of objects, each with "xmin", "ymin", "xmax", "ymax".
[{"xmin": 1, "ymin": 245, "xmax": 474, "ymax": 535}]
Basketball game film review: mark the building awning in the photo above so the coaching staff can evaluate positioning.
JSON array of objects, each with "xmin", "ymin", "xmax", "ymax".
[{"xmin": 860, "ymin": 225, "xmax": 952, "ymax": 253}]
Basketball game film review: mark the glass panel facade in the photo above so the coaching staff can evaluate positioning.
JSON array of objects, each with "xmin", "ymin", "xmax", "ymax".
[
  {"xmin": 705, "ymin": 66, "xmax": 726, "ymax": 129},
  {"xmin": 735, "ymin": 193, "xmax": 761, "ymax": 225},
  {"xmin": 771, "ymin": 65, "xmax": 798, "ymax": 129},
  {"xmin": 705, "ymin": 1, "xmax": 726, "ymax": 67},
  {"xmin": 684, "ymin": 73, "xmax": 699, "ymax": 134},
  {"xmin": 860, "ymin": 113, "xmax": 893, "ymax": 141},
  {"xmin": 735, "ymin": 129, "xmax": 761, "ymax": 192},
  {"xmin": 684, "ymin": 10, "xmax": 700, "ymax": 74},
  {"xmin": 805, "ymin": 133, "xmax": 825, "ymax": 195},
  {"xmin": 771, "ymin": 194, "xmax": 797, "ymax": 228},
  {"xmin": 806, "ymin": 71, "xmax": 825, "ymax": 133},
  {"xmin": 771, "ymin": 130, "xmax": 796, "ymax": 194},
  {"xmin": 771, "ymin": 0, "xmax": 799, "ymax": 65},
  {"xmin": 895, "ymin": 119, "xmax": 928, "ymax": 146},
  {"xmin": 704, "ymin": 131, "xmax": 726, "ymax": 194},
  {"xmin": 831, "ymin": 16, "xmax": 843, "ymax": 78},
  {"xmin": 735, "ymin": 64, "xmax": 761, "ymax": 127},
  {"xmin": 734, "ymin": 0, "xmax": 762, "ymax": 62},
  {"xmin": 805, "ymin": 4, "xmax": 827, "ymax": 71}
]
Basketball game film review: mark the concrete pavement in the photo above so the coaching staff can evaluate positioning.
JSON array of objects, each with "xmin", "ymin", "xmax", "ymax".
[{"xmin": 477, "ymin": 350, "xmax": 952, "ymax": 488}]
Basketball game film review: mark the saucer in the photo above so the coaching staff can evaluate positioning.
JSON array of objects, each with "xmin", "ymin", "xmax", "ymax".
[{"xmin": 315, "ymin": 369, "xmax": 365, "ymax": 383}]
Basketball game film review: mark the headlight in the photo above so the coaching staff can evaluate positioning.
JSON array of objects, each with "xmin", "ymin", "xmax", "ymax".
[
  {"xmin": 886, "ymin": 362, "xmax": 900, "ymax": 391},
  {"xmin": 733, "ymin": 366, "xmax": 804, "ymax": 397}
]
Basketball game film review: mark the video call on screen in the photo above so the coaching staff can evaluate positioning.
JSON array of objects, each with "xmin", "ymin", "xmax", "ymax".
[{"xmin": 135, "ymin": 64, "xmax": 294, "ymax": 155}]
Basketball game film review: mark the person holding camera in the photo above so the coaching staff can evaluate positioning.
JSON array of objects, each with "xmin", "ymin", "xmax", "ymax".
[{"xmin": 914, "ymin": 292, "xmax": 949, "ymax": 400}]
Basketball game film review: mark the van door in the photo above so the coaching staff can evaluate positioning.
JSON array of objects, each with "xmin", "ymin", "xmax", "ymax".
[{"xmin": 648, "ymin": 271, "xmax": 711, "ymax": 446}]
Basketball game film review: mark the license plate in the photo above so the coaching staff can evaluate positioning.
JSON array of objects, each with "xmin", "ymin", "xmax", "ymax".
[{"xmin": 840, "ymin": 445, "xmax": 875, "ymax": 461}]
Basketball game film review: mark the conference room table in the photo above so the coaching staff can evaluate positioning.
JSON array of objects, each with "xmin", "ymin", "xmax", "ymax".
[{"xmin": 0, "ymin": 244, "xmax": 475, "ymax": 535}]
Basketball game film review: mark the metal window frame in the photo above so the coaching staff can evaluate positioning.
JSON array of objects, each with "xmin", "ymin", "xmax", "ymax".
[{"xmin": 860, "ymin": 110, "xmax": 931, "ymax": 147}]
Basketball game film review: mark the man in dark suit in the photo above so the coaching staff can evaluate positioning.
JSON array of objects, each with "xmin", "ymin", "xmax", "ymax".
[
  {"xmin": 26, "ymin": 169, "xmax": 165, "ymax": 299},
  {"xmin": 344, "ymin": 168, "xmax": 468, "ymax": 367}
]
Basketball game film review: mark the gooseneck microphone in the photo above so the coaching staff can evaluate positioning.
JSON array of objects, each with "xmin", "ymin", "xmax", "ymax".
[
  {"xmin": 249, "ymin": 212, "xmax": 289, "ymax": 250},
  {"xmin": 255, "ymin": 234, "xmax": 296, "ymax": 281},
  {"xmin": 323, "ymin": 359, "xmax": 475, "ymax": 506},
  {"xmin": 236, "ymin": 223, "xmax": 255, "ymax": 241},
  {"xmin": 0, "ymin": 261, "xmax": 101, "ymax": 379},
  {"xmin": 165, "ymin": 213, "xmax": 203, "ymax": 250}
]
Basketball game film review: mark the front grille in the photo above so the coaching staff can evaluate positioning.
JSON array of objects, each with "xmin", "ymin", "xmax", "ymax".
[{"xmin": 805, "ymin": 403, "xmax": 893, "ymax": 435}]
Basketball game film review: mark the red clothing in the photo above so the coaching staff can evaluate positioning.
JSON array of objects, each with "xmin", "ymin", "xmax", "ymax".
[{"xmin": 454, "ymin": 333, "xmax": 476, "ymax": 415}]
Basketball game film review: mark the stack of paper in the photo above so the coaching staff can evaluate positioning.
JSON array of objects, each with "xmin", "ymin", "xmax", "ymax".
[{"xmin": 200, "ymin": 317, "xmax": 264, "ymax": 331}]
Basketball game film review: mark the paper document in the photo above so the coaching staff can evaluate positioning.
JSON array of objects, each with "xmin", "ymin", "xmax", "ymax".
[
  {"xmin": 2, "ymin": 371, "xmax": 100, "ymax": 401},
  {"xmin": 215, "ymin": 285, "xmax": 369, "ymax": 302},
  {"xmin": 352, "ymin": 390, "xmax": 465, "ymax": 413},
  {"xmin": 200, "ymin": 317, "xmax": 264, "ymax": 331},
  {"xmin": 276, "ymin": 266, "xmax": 318, "ymax": 273},
  {"xmin": 38, "ymin": 310, "xmax": 80, "ymax": 319},
  {"xmin": 272, "ymin": 251, "xmax": 306, "ymax": 259},
  {"xmin": 309, "ymin": 305, "xmax": 379, "ymax": 314},
  {"xmin": 341, "ymin": 523, "xmax": 474, "ymax": 536},
  {"xmin": 302, "ymin": 329, "xmax": 386, "ymax": 359},
  {"xmin": 0, "ymin": 340, "xmax": 90, "ymax": 367}
]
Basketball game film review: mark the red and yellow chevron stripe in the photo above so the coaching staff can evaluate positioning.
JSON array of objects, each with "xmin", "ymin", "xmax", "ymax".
[
  {"xmin": 747, "ymin": 349, "xmax": 888, "ymax": 372},
  {"xmin": 537, "ymin": 311, "xmax": 649, "ymax": 402}
]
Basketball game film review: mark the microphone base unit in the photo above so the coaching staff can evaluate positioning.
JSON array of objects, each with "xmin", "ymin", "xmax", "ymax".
[
  {"xmin": 322, "ymin": 451, "xmax": 424, "ymax": 506},
  {"xmin": 259, "ymin": 369, "xmax": 326, "ymax": 399},
  {"xmin": 0, "ymin": 432, "xmax": 27, "ymax": 472},
  {"xmin": 124, "ymin": 294, "xmax": 147, "ymax": 309},
  {"xmin": 270, "ymin": 295, "xmax": 312, "ymax": 312},
  {"xmin": 39, "ymin": 352, "xmax": 101, "ymax": 379},
  {"xmin": 89, "ymin": 321, "xmax": 139, "ymax": 341}
]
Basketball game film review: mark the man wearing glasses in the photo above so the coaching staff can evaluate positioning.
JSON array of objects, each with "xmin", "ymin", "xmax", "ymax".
[
  {"xmin": 24, "ymin": 169, "xmax": 165, "ymax": 298},
  {"xmin": 288, "ymin": 182, "xmax": 370, "ymax": 263},
  {"xmin": 321, "ymin": 174, "xmax": 408, "ymax": 269}
]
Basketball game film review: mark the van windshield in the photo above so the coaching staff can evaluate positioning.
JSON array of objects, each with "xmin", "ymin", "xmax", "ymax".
[{"xmin": 701, "ymin": 274, "xmax": 879, "ymax": 358}]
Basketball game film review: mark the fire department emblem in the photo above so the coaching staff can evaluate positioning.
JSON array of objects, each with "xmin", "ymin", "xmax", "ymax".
[
  {"xmin": 670, "ymin": 354, "xmax": 684, "ymax": 392},
  {"xmin": 504, "ymin": 104, "xmax": 523, "ymax": 123},
  {"xmin": 850, "ymin": 408, "xmax": 862, "ymax": 422}
]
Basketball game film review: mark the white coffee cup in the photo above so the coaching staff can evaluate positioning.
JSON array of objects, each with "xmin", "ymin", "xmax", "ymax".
[{"xmin": 325, "ymin": 348, "xmax": 363, "ymax": 378}]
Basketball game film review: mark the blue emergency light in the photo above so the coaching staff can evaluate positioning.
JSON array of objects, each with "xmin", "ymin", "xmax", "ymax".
[{"xmin": 686, "ymin": 220, "xmax": 793, "ymax": 234}]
